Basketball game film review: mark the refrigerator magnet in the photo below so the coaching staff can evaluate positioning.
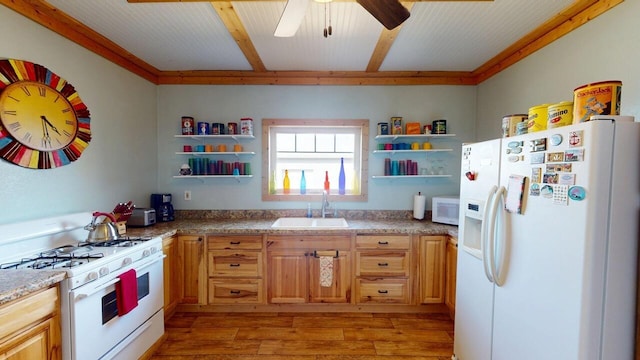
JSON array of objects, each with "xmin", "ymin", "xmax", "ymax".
[
  {"xmin": 541, "ymin": 185, "xmax": 554, "ymax": 198},
  {"xmin": 565, "ymin": 149, "xmax": 584, "ymax": 162},
  {"xmin": 568, "ymin": 131, "xmax": 583, "ymax": 147},
  {"xmin": 568, "ymin": 186, "xmax": 586, "ymax": 201},
  {"xmin": 550, "ymin": 134, "xmax": 563, "ymax": 146},
  {"xmin": 530, "ymin": 183, "xmax": 541, "ymax": 196}
]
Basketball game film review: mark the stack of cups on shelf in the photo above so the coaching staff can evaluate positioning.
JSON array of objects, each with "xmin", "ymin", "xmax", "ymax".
[{"xmin": 384, "ymin": 158, "xmax": 419, "ymax": 176}]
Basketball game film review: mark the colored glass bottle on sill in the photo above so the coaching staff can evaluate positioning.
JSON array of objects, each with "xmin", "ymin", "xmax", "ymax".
[
  {"xmin": 324, "ymin": 171, "xmax": 330, "ymax": 194},
  {"xmin": 300, "ymin": 170, "xmax": 307, "ymax": 194},
  {"xmin": 269, "ymin": 170, "xmax": 276, "ymax": 194},
  {"xmin": 338, "ymin": 157, "xmax": 346, "ymax": 195},
  {"xmin": 283, "ymin": 169, "xmax": 290, "ymax": 194}
]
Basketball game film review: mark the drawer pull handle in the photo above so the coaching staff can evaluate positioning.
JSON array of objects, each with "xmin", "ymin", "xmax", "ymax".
[
  {"xmin": 313, "ymin": 250, "xmax": 339, "ymax": 258},
  {"xmin": 229, "ymin": 241, "xmax": 241, "ymax": 245},
  {"xmin": 378, "ymin": 290, "xmax": 389, "ymax": 294},
  {"xmin": 229, "ymin": 264, "xmax": 240, "ymax": 267},
  {"xmin": 378, "ymin": 263, "xmax": 389, "ymax": 267},
  {"xmin": 230, "ymin": 290, "xmax": 241, "ymax": 295},
  {"xmin": 378, "ymin": 241, "xmax": 389, "ymax": 245}
]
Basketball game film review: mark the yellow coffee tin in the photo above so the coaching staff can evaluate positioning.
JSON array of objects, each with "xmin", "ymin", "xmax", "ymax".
[
  {"xmin": 527, "ymin": 104, "xmax": 550, "ymax": 133},
  {"xmin": 547, "ymin": 101, "xmax": 573, "ymax": 129},
  {"xmin": 573, "ymin": 80, "xmax": 622, "ymax": 123}
]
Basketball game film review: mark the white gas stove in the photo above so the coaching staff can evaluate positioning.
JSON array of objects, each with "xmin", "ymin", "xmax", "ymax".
[{"xmin": 0, "ymin": 212, "xmax": 165, "ymax": 360}]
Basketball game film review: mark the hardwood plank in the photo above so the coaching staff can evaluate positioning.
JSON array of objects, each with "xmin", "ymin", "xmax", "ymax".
[
  {"xmin": 292, "ymin": 316, "xmax": 394, "ymax": 328},
  {"xmin": 374, "ymin": 340, "xmax": 453, "ymax": 356},
  {"xmin": 235, "ymin": 327, "xmax": 344, "ymax": 341},
  {"xmin": 317, "ymin": 356, "xmax": 449, "ymax": 360},
  {"xmin": 165, "ymin": 327, "xmax": 238, "ymax": 341},
  {"xmin": 343, "ymin": 328, "xmax": 452, "ymax": 342},
  {"xmin": 193, "ymin": 315, "xmax": 294, "ymax": 328},
  {"xmin": 156, "ymin": 340, "xmax": 262, "ymax": 355},
  {"xmin": 258, "ymin": 340, "xmax": 376, "ymax": 355},
  {"xmin": 390, "ymin": 316, "xmax": 455, "ymax": 331}
]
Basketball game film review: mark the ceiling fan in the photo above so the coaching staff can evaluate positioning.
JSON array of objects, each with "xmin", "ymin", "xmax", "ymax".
[{"xmin": 274, "ymin": 0, "xmax": 411, "ymax": 37}]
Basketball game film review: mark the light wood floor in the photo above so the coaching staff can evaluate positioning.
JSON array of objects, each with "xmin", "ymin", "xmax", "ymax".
[{"xmin": 151, "ymin": 308, "xmax": 454, "ymax": 360}]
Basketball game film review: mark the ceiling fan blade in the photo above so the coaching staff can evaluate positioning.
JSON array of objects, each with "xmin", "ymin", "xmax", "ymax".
[
  {"xmin": 274, "ymin": 0, "xmax": 310, "ymax": 37},
  {"xmin": 356, "ymin": 0, "xmax": 410, "ymax": 30}
]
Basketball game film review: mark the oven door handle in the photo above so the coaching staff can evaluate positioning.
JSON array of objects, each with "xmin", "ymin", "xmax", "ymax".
[{"xmin": 74, "ymin": 253, "xmax": 164, "ymax": 301}]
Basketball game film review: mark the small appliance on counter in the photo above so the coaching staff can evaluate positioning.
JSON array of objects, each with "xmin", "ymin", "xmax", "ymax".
[
  {"xmin": 127, "ymin": 208, "xmax": 156, "ymax": 227},
  {"xmin": 431, "ymin": 195, "xmax": 459, "ymax": 225},
  {"xmin": 151, "ymin": 193, "xmax": 174, "ymax": 222}
]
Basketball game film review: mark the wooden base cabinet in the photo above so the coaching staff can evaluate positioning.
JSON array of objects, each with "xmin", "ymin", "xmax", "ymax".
[
  {"xmin": 419, "ymin": 235, "xmax": 446, "ymax": 304},
  {"xmin": 178, "ymin": 235, "xmax": 206, "ymax": 304},
  {"xmin": 444, "ymin": 236, "xmax": 458, "ymax": 319},
  {"xmin": 267, "ymin": 235, "xmax": 351, "ymax": 304},
  {"xmin": 354, "ymin": 235, "xmax": 412, "ymax": 304},
  {"xmin": 207, "ymin": 235, "xmax": 264, "ymax": 304},
  {"xmin": 0, "ymin": 287, "xmax": 61, "ymax": 360},
  {"xmin": 163, "ymin": 235, "xmax": 180, "ymax": 319}
]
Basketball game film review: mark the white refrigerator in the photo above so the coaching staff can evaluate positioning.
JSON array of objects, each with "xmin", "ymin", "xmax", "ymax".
[{"xmin": 453, "ymin": 116, "xmax": 639, "ymax": 360}]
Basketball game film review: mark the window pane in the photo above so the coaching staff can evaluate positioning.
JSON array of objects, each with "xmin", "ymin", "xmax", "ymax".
[
  {"xmin": 296, "ymin": 134, "xmax": 315, "ymax": 152},
  {"xmin": 276, "ymin": 133, "xmax": 295, "ymax": 152},
  {"xmin": 335, "ymin": 134, "xmax": 354, "ymax": 153},
  {"xmin": 316, "ymin": 134, "xmax": 334, "ymax": 152}
]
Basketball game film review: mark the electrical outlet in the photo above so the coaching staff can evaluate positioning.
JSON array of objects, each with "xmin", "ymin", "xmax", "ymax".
[{"xmin": 184, "ymin": 190, "xmax": 191, "ymax": 201}]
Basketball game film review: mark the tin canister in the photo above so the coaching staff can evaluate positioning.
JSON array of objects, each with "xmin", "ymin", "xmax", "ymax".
[
  {"xmin": 501, "ymin": 114, "xmax": 528, "ymax": 137},
  {"xmin": 573, "ymin": 80, "xmax": 622, "ymax": 124},
  {"xmin": 377, "ymin": 122, "xmax": 389, "ymax": 135},
  {"xmin": 197, "ymin": 122, "xmax": 209, "ymax": 135},
  {"xmin": 227, "ymin": 122, "xmax": 238, "ymax": 135},
  {"xmin": 240, "ymin": 118, "xmax": 253, "ymax": 135},
  {"xmin": 391, "ymin": 117, "xmax": 403, "ymax": 135},
  {"xmin": 516, "ymin": 121, "xmax": 529, "ymax": 135},
  {"xmin": 432, "ymin": 120, "xmax": 447, "ymax": 134},
  {"xmin": 527, "ymin": 104, "xmax": 550, "ymax": 133},
  {"xmin": 211, "ymin": 123, "xmax": 224, "ymax": 135},
  {"xmin": 181, "ymin": 116, "xmax": 194, "ymax": 135},
  {"xmin": 547, "ymin": 102, "xmax": 573, "ymax": 129}
]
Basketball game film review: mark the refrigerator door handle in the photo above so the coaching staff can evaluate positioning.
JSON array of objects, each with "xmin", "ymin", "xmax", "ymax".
[
  {"xmin": 489, "ymin": 186, "xmax": 507, "ymax": 287},
  {"xmin": 481, "ymin": 185, "xmax": 498, "ymax": 283}
]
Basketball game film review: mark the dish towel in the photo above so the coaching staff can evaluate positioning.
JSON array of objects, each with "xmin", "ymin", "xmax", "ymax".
[
  {"xmin": 319, "ymin": 256, "xmax": 333, "ymax": 287},
  {"xmin": 116, "ymin": 269, "xmax": 138, "ymax": 316}
]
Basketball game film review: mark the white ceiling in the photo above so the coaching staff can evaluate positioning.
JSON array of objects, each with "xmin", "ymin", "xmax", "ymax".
[{"xmin": 44, "ymin": 0, "xmax": 574, "ymax": 73}]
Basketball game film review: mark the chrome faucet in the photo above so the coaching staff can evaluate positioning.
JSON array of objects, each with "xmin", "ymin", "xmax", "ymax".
[{"xmin": 321, "ymin": 190, "xmax": 332, "ymax": 218}]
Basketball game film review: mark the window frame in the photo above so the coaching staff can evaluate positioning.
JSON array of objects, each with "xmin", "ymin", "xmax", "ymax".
[{"xmin": 262, "ymin": 118, "xmax": 369, "ymax": 202}]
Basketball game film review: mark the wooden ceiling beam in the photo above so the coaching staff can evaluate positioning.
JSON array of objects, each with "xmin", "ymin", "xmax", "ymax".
[
  {"xmin": 1, "ymin": 0, "xmax": 160, "ymax": 83},
  {"xmin": 366, "ymin": 1, "xmax": 414, "ymax": 72},
  {"xmin": 211, "ymin": 1, "xmax": 266, "ymax": 72}
]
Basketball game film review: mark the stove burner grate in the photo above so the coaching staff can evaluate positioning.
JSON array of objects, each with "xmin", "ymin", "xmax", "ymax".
[{"xmin": 0, "ymin": 251, "xmax": 105, "ymax": 270}]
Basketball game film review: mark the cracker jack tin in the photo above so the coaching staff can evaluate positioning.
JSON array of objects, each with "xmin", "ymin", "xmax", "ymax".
[{"xmin": 573, "ymin": 80, "xmax": 622, "ymax": 124}]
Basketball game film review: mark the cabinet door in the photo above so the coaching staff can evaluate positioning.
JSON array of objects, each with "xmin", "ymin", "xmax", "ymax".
[
  {"xmin": 179, "ymin": 235, "xmax": 206, "ymax": 304},
  {"xmin": 0, "ymin": 318, "xmax": 58, "ymax": 360},
  {"xmin": 419, "ymin": 235, "xmax": 446, "ymax": 304},
  {"xmin": 267, "ymin": 250, "xmax": 308, "ymax": 303},
  {"xmin": 445, "ymin": 237, "xmax": 458, "ymax": 318},
  {"xmin": 308, "ymin": 250, "xmax": 351, "ymax": 303},
  {"xmin": 163, "ymin": 235, "xmax": 180, "ymax": 318}
]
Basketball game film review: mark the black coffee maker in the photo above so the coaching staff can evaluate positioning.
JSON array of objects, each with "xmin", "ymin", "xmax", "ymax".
[{"xmin": 150, "ymin": 193, "xmax": 174, "ymax": 222}]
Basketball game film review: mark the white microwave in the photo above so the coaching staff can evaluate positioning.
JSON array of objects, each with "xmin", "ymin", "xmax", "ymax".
[{"xmin": 432, "ymin": 196, "xmax": 460, "ymax": 225}]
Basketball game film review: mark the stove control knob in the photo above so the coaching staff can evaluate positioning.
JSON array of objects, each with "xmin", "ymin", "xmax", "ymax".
[
  {"xmin": 142, "ymin": 249, "xmax": 151, "ymax": 257},
  {"xmin": 150, "ymin": 247, "xmax": 158, "ymax": 254},
  {"xmin": 99, "ymin": 267, "xmax": 109, "ymax": 277},
  {"xmin": 87, "ymin": 272, "xmax": 99, "ymax": 281},
  {"xmin": 122, "ymin": 257, "xmax": 132, "ymax": 267}
]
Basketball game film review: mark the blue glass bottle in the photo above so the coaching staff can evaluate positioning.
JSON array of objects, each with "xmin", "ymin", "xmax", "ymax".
[
  {"xmin": 300, "ymin": 170, "xmax": 307, "ymax": 194},
  {"xmin": 338, "ymin": 158, "xmax": 346, "ymax": 195}
]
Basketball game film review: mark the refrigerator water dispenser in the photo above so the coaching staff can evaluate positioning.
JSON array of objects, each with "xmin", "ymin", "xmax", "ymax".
[{"xmin": 461, "ymin": 198, "xmax": 485, "ymax": 260}]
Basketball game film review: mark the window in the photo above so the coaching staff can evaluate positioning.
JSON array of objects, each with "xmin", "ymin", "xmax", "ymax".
[{"xmin": 262, "ymin": 119, "xmax": 368, "ymax": 201}]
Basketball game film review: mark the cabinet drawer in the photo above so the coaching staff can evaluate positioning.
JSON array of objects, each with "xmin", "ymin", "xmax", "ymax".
[
  {"xmin": 355, "ymin": 278, "xmax": 409, "ymax": 304},
  {"xmin": 208, "ymin": 235, "xmax": 263, "ymax": 250},
  {"xmin": 208, "ymin": 251, "xmax": 262, "ymax": 277},
  {"xmin": 208, "ymin": 279, "xmax": 263, "ymax": 304},
  {"xmin": 356, "ymin": 251, "xmax": 409, "ymax": 277},
  {"xmin": 356, "ymin": 235, "xmax": 410, "ymax": 250}
]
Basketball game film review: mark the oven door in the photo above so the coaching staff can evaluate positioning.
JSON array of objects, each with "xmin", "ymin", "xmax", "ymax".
[{"xmin": 68, "ymin": 254, "xmax": 164, "ymax": 360}]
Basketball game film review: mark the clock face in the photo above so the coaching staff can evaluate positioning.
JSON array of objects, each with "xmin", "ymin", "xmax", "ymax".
[
  {"xmin": 0, "ymin": 59, "xmax": 91, "ymax": 169},
  {"xmin": 0, "ymin": 81, "xmax": 78, "ymax": 151}
]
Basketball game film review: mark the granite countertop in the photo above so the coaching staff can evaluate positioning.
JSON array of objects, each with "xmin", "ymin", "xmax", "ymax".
[
  {"xmin": 0, "ymin": 270, "xmax": 66, "ymax": 306},
  {"xmin": 1, "ymin": 214, "xmax": 458, "ymax": 306},
  {"xmin": 124, "ymin": 218, "xmax": 459, "ymax": 239}
]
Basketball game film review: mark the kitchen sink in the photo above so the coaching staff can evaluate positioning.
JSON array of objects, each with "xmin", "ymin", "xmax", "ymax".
[{"xmin": 271, "ymin": 217, "xmax": 349, "ymax": 229}]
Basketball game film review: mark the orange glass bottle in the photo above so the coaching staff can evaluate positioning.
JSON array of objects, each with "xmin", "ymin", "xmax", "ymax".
[{"xmin": 324, "ymin": 171, "xmax": 330, "ymax": 194}]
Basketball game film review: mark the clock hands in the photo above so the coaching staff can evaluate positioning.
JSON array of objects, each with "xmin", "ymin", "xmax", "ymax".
[
  {"xmin": 41, "ymin": 116, "xmax": 61, "ymax": 135},
  {"xmin": 41, "ymin": 116, "xmax": 52, "ymax": 148}
]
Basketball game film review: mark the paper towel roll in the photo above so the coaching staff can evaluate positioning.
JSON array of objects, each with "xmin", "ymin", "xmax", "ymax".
[{"xmin": 413, "ymin": 193, "xmax": 426, "ymax": 220}]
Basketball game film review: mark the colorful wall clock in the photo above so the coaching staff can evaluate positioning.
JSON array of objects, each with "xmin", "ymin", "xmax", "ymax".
[{"xmin": 0, "ymin": 58, "xmax": 91, "ymax": 169}]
